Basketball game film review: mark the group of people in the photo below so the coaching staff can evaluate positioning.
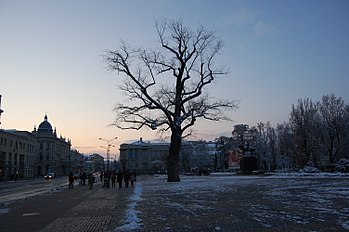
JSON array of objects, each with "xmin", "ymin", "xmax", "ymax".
[
  {"xmin": 68, "ymin": 171, "xmax": 95, "ymax": 189},
  {"xmin": 69, "ymin": 170, "xmax": 136, "ymax": 189},
  {"xmin": 101, "ymin": 170, "xmax": 136, "ymax": 188},
  {"xmin": 116, "ymin": 170, "xmax": 136, "ymax": 188}
]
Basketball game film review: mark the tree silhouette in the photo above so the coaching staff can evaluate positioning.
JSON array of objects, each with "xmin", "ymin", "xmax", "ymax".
[{"xmin": 105, "ymin": 19, "xmax": 237, "ymax": 182}]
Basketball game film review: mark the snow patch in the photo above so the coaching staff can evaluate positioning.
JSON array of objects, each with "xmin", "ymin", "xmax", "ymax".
[{"xmin": 115, "ymin": 184, "xmax": 143, "ymax": 231}]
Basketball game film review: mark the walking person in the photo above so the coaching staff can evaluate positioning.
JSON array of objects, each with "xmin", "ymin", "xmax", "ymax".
[
  {"xmin": 68, "ymin": 172, "xmax": 74, "ymax": 188},
  {"xmin": 124, "ymin": 170, "xmax": 130, "ymax": 188},
  {"xmin": 100, "ymin": 171, "xmax": 104, "ymax": 183},
  {"xmin": 130, "ymin": 171, "xmax": 135, "ymax": 187},
  {"xmin": 104, "ymin": 171, "xmax": 110, "ymax": 188},
  {"xmin": 117, "ymin": 170, "xmax": 123, "ymax": 188},
  {"xmin": 88, "ymin": 173, "xmax": 95, "ymax": 189},
  {"xmin": 111, "ymin": 172, "xmax": 116, "ymax": 188},
  {"xmin": 81, "ymin": 171, "xmax": 87, "ymax": 186}
]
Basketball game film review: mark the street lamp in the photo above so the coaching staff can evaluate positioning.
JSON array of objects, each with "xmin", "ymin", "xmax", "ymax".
[
  {"xmin": 99, "ymin": 137, "xmax": 117, "ymax": 171},
  {"xmin": 100, "ymin": 145, "xmax": 115, "ymax": 170}
]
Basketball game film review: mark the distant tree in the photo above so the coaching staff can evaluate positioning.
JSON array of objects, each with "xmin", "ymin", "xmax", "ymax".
[
  {"xmin": 215, "ymin": 136, "xmax": 233, "ymax": 169},
  {"xmin": 268, "ymin": 123, "xmax": 277, "ymax": 170},
  {"xmin": 254, "ymin": 122, "xmax": 276, "ymax": 171},
  {"xmin": 232, "ymin": 124, "xmax": 250, "ymax": 146},
  {"xmin": 105, "ymin": 19, "xmax": 237, "ymax": 182},
  {"xmin": 275, "ymin": 122, "xmax": 296, "ymax": 169},
  {"xmin": 343, "ymin": 104, "xmax": 349, "ymax": 158},
  {"xmin": 318, "ymin": 94, "xmax": 348, "ymax": 166},
  {"xmin": 290, "ymin": 98, "xmax": 321, "ymax": 167}
]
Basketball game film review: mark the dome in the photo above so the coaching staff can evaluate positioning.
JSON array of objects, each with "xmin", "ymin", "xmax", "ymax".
[{"xmin": 38, "ymin": 114, "xmax": 53, "ymax": 134}]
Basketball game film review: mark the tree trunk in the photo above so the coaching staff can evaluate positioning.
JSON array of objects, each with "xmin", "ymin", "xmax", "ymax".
[{"xmin": 167, "ymin": 128, "xmax": 181, "ymax": 182}]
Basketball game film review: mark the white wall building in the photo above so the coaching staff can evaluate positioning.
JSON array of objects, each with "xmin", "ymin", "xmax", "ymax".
[{"xmin": 0, "ymin": 130, "xmax": 37, "ymax": 179}]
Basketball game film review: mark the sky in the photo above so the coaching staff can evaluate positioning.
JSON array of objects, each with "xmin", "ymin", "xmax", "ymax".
[{"xmin": 1, "ymin": 0, "xmax": 348, "ymax": 158}]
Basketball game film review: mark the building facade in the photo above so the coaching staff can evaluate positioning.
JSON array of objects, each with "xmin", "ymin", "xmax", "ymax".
[
  {"xmin": 70, "ymin": 149, "xmax": 85, "ymax": 174},
  {"xmin": 190, "ymin": 141, "xmax": 217, "ymax": 171},
  {"xmin": 84, "ymin": 153, "xmax": 104, "ymax": 173},
  {"xmin": 0, "ymin": 130, "xmax": 37, "ymax": 180},
  {"xmin": 31, "ymin": 114, "xmax": 72, "ymax": 176},
  {"xmin": 119, "ymin": 138, "xmax": 218, "ymax": 175},
  {"xmin": 0, "ymin": 114, "xmax": 88, "ymax": 180},
  {"xmin": 119, "ymin": 138, "xmax": 169, "ymax": 174}
]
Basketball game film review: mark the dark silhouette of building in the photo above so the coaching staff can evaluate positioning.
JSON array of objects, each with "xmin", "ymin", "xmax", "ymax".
[{"xmin": 32, "ymin": 114, "xmax": 71, "ymax": 176}]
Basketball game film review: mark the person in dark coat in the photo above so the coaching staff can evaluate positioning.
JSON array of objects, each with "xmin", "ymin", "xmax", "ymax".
[
  {"xmin": 130, "ymin": 171, "xmax": 135, "ymax": 187},
  {"xmin": 100, "ymin": 171, "xmax": 104, "ymax": 183},
  {"xmin": 68, "ymin": 172, "xmax": 74, "ymax": 188},
  {"xmin": 88, "ymin": 173, "xmax": 95, "ymax": 189},
  {"xmin": 111, "ymin": 172, "xmax": 116, "ymax": 188},
  {"xmin": 117, "ymin": 171, "xmax": 123, "ymax": 188},
  {"xmin": 81, "ymin": 171, "xmax": 87, "ymax": 185},
  {"xmin": 124, "ymin": 171, "xmax": 130, "ymax": 188}
]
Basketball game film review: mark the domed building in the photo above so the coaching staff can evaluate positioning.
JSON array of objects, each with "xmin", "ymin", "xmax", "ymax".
[
  {"xmin": 32, "ymin": 114, "xmax": 72, "ymax": 177},
  {"xmin": 37, "ymin": 114, "xmax": 53, "ymax": 134}
]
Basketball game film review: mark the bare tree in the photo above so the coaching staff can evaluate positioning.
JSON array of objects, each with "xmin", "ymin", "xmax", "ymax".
[
  {"xmin": 215, "ymin": 136, "xmax": 234, "ymax": 169},
  {"xmin": 105, "ymin": 19, "xmax": 237, "ymax": 182},
  {"xmin": 319, "ymin": 93, "xmax": 348, "ymax": 166},
  {"xmin": 267, "ymin": 123, "xmax": 277, "ymax": 170},
  {"xmin": 290, "ymin": 98, "xmax": 321, "ymax": 167},
  {"xmin": 276, "ymin": 122, "xmax": 296, "ymax": 169},
  {"xmin": 254, "ymin": 122, "xmax": 276, "ymax": 171}
]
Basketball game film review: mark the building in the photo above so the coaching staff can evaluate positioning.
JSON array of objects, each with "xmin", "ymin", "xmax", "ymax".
[
  {"xmin": 119, "ymin": 138, "xmax": 169, "ymax": 174},
  {"xmin": 119, "ymin": 138, "xmax": 218, "ymax": 175},
  {"xmin": 180, "ymin": 140, "xmax": 218, "ymax": 172},
  {"xmin": 32, "ymin": 114, "xmax": 72, "ymax": 176},
  {"xmin": 70, "ymin": 149, "xmax": 85, "ymax": 173},
  {"xmin": 84, "ymin": 153, "xmax": 104, "ymax": 173},
  {"xmin": 190, "ymin": 141, "xmax": 217, "ymax": 171},
  {"xmin": 0, "ymin": 114, "xmax": 85, "ymax": 180},
  {"xmin": 0, "ymin": 129, "xmax": 37, "ymax": 180}
]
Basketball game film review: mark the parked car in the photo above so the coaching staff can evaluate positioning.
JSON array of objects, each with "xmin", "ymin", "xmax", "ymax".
[{"xmin": 44, "ymin": 172, "xmax": 55, "ymax": 179}]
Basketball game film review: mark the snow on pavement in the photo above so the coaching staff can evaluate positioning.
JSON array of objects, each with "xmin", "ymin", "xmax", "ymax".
[
  {"xmin": 115, "ymin": 183, "xmax": 144, "ymax": 231},
  {"xmin": 114, "ymin": 174, "xmax": 349, "ymax": 231}
]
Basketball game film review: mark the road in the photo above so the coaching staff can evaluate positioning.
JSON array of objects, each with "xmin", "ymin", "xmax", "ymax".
[
  {"xmin": 0, "ymin": 178, "xmax": 129, "ymax": 232},
  {"xmin": 0, "ymin": 177, "xmax": 68, "ymax": 204}
]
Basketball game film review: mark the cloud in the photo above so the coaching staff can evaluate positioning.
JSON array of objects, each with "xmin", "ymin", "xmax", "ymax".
[{"xmin": 254, "ymin": 21, "xmax": 274, "ymax": 37}]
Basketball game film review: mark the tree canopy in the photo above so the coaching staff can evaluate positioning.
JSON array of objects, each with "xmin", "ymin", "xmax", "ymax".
[{"xmin": 105, "ymin": 19, "xmax": 237, "ymax": 181}]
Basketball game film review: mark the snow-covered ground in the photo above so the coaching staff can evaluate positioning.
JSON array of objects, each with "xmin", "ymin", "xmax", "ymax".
[
  {"xmin": 115, "ymin": 173, "xmax": 349, "ymax": 231},
  {"xmin": 1, "ymin": 173, "xmax": 348, "ymax": 231},
  {"xmin": 116, "ymin": 183, "xmax": 143, "ymax": 231}
]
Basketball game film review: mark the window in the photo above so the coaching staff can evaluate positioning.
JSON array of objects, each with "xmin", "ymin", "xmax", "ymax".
[{"xmin": 128, "ymin": 150, "xmax": 134, "ymax": 159}]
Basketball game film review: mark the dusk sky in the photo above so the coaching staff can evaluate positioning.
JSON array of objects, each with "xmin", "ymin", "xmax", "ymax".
[{"xmin": 1, "ymin": 0, "xmax": 348, "ymax": 158}]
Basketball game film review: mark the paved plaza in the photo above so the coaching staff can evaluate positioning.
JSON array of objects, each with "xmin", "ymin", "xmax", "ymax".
[{"xmin": 1, "ymin": 174, "xmax": 349, "ymax": 231}]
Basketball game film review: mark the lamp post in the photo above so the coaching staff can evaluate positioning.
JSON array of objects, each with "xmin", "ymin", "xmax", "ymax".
[{"xmin": 99, "ymin": 137, "xmax": 117, "ymax": 171}]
